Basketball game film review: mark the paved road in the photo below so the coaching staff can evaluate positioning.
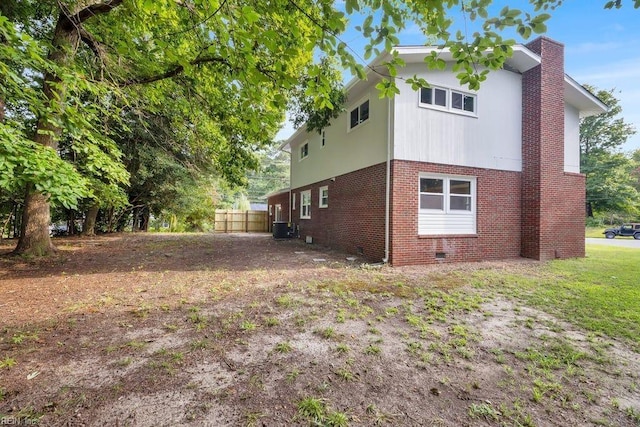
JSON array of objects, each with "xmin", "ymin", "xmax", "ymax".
[{"xmin": 586, "ymin": 237, "xmax": 640, "ymax": 248}]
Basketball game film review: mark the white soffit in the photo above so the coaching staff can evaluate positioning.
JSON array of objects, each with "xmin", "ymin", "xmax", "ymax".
[
  {"xmin": 564, "ymin": 74, "xmax": 608, "ymax": 117},
  {"xmin": 392, "ymin": 44, "xmax": 541, "ymax": 73}
]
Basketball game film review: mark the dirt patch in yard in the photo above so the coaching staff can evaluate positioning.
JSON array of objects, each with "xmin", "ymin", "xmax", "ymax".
[{"xmin": 0, "ymin": 233, "xmax": 638, "ymax": 426}]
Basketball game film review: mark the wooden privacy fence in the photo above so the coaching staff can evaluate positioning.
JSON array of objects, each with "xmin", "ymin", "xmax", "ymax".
[{"xmin": 214, "ymin": 210, "xmax": 269, "ymax": 233}]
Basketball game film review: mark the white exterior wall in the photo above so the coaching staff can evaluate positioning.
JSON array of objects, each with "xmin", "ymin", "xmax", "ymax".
[
  {"xmin": 289, "ymin": 89, "xmax": 389, "ymax": 189},
  {"xmin": 393, "ymin": 64, "xmax": 523, "ymax": 172},
  {"xmin": 564, "ymin": 104, "xmax": 581, "ymax": 174}
]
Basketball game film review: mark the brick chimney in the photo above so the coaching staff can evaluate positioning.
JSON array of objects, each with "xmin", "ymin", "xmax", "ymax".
[{"xmin": 521, "ymin": 37, "xmax": 585, "ymax": 260}]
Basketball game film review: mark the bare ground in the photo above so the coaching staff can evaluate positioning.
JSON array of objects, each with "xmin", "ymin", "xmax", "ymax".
[{"xmin": 0, "ymin": 233, "xmax": 638, "ymax": 426}]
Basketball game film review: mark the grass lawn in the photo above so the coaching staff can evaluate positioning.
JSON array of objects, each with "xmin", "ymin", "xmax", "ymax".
[
  {"xmin": 586, "ymin": 226, "xmax": 606, "ymax": 238},
  {"xmin": 472, "ymin": 244, "xmax": 640, "ymax": 350},
  {"xmin": 2, "ymin": 235, "xmax": 639, "ymax": 426}
]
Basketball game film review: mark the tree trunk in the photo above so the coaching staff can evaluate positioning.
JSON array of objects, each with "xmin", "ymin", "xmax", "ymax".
[
  {"xmin": 140, "ymin": 207, "xmax": 150, "ymax": 232},
  {"xmin": 82, "ymin": 203, "xmax": 99, "ymax": 236},
  {"xmin": 106, "ymin": 206, "xmax": 115, "ymax": 232},
  {"xmin": 67, "ymin": 210, "xmax": 78, "ymax": 235},
  {"xmin": 132, "ymin": 207, "xmax": 141, "ymax": 232},
  {"xmin": 12, "ymin": 203, "xmax": 21, "ymax": 239},
  {"xmin": 13, "ymin": 12, "xmax": 80, "ymax": 256},
  {"xmin": 14, "ymin": 186, "xmax": 56, "ymax": 255}
]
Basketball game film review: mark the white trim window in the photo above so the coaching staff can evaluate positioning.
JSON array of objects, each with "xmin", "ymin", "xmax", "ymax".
[
  {"xmin": 319, "ymin": 186, "xmax": 328, "ymax": 208},
  {"xmin": 300, "ymin": 190, "xmax": 311, "ymax": 219},
  {"xmin": 299, "ymin": 142, "xmax": 309, "ymax": 160},
  {"xmin": 419, "ymin": 86, "xmax": 477, "ymax": 116},
  {"xmin": 418, "ymin": 174, "xmax": 476, "ymax": 235},
  {"xmin": 349, "ymin": 99, "xmax": 370, "ymax": 130}
]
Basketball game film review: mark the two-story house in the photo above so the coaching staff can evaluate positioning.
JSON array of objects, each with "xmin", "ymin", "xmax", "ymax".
[{"xmin": 268, "ymin": 37, "xmax": 607, "ymax": 266}]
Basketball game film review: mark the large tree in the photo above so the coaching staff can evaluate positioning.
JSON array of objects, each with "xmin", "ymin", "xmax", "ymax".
[
  {"xmin": 580, "ymin": 86, "xmax": 638, "ymax": 217},
  {"xmin": 2, "ymin": 0, "xmax": 639, "ymax": 255}
]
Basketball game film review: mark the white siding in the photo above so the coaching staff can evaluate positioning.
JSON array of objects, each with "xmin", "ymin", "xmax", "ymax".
[
  {"xmin": 289, "ymin": 90, "xmax": 388, "ymax": 188},
  {"xmin": 393, "ymin": 64, "xmax": 523, "ymax": 172},
  {"xmin": 418, "ymin": 212, "xmax": 475, "ymax": 235},
  {"xmin": 564, "ymin": 104, "xmax": 581, "ymax": 174}
]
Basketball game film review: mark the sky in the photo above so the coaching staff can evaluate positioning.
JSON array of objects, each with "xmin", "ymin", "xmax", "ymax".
[{"xmin": 276, "ymin": 1, "xmax": 640, "ymax": 153}]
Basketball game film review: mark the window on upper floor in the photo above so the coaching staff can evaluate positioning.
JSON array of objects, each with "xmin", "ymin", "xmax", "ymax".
[
  {"xmin": 299, "ymin": 142, "xmax": 308, "ymax": 160},
  {"xmin": 300, "ymin": 190, "xmax": 311, "ymax": 219},
  {"xmin": 319, "ymin": 186, "xmax": 328, "ymax": 208},
  {"xmin": 321, "ymin": 130, "xmax": 326, "ymax": 147},
  {"xmin": 419, "ymin": 86, "xmax": 477, "ymax": 116},
  {"xmin": 349, "ymin": 99, "xmax": 370, "ymax": 130},
  {"xmin": 451, "ymin": 91, "xmax": 475, "ymax": 113},
  {"xmin": 420, "ymin": 87, "xmax": 447, "ymax": 108}
]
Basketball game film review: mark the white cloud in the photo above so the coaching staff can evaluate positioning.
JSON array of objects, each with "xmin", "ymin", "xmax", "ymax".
[{"xmin": 571, "ymin": 56, "xmax": 640, "ymax": 84}]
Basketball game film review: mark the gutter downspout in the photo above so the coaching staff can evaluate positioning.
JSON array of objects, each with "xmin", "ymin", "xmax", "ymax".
[
  {"xmin": 383, "ymin": 96, "xmax": 391, "ymax": 264},
  {"xmin": 284, "ymin": 148, "xmax": 292, "ymax": 223}
]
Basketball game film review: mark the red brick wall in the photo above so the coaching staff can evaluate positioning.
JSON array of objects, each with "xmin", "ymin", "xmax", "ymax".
[
  {"xmin": 389, "ymin": 160, "xmax": 522, "ymax": 266},
  {"xmin": 266, "ymin": 191, "xmax": 290, "ymax": 232},
  {"xmin": 522, "ymin": 37, "xmax": 585, "ymax": 260},
  {"xmin": 288, "ymin": 163, "xmax": 387, "ymax": 261}
]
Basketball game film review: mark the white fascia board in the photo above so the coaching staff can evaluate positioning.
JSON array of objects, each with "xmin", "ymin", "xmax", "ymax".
[
  {"xmin": 564, "ymin": 74, "xmax": 608, "ymax": 117},
  {"xmin": 392, "ymin": 44, "xmax": 541, "ymax": 73},
  {"xmin": 279, "ymin": 129, "xmax": 302, "ymax": 151}
]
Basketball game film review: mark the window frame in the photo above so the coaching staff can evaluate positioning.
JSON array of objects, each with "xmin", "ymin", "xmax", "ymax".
[
  {"xmin": 348, "ymin": 99, "xmax": 370, "ymax": 131},
  {"xmin": 300, "ymin": 190, "xmax": 311, "ymax": 219},
  {"xmin": 448, "ymin": 179, "xmax": 473, "ymax": 212},
  {"xmin": 319, "ymin": 186, "xmax": 329, "ymax": 208},
  {"xmin": 419, "ymin": 178, "xmax": 445, "ymax": 211},
  {"xmin": 419, "ymin": 86, "xmax": 477, "ymax": 117},
  {"xmin": 451, "ymin": 90, "xmax": 476, "ymax": 114},
  {"xmin": 299, "ymin": 141, "xmax": 309, "ymax": 161},
  {"xmin": 419, "ymin": 175, "xmax": 475, "ymax": 214},
  {"xmin": 418, "ymin": 173, "xmax": 477, "ymax": 236}
]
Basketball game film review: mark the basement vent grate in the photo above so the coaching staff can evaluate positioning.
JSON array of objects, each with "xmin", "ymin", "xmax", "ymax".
[{"xmin": 435, "ymin": 252, "xmax": 446, "ymax": 259}]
